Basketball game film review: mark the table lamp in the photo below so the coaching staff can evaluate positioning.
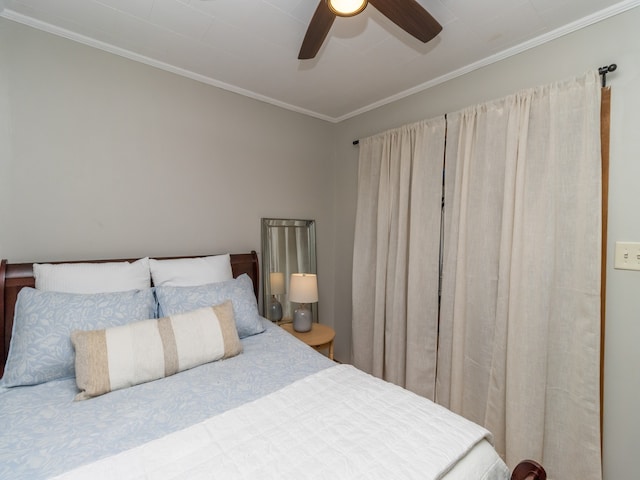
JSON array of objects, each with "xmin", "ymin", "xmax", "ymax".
[
  {"xmin": 289, "ymin": 273, "xmax": 318, "ymax": 332},
  {"xmin": 268, "ymin": 272, "xmax": 285, "ymax": 322}
]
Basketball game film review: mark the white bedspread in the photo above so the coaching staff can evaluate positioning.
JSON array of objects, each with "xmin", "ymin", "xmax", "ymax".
[{"xmin": 54, "ymin": 365, "xmax": 505, "ymax": 480}]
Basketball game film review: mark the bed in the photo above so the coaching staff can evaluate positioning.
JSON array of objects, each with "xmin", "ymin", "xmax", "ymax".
[{"xmin": 0, "ymin": 252, "xmax": 545, "ymax": 480}]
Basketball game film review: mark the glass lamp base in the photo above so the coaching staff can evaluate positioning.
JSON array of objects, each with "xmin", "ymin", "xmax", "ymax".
[
  {"xmin": 293, "ymin": 306, "xmax": 312, "ymax": 332},
  {"xmin": 268, "ymin": 297, "xmax": 283, "ymax": 322}
]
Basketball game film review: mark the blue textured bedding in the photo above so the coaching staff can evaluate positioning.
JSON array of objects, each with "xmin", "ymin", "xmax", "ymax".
[{"xmin": 0, "ymin": 320, "xmax": 334, "ymax": 479}]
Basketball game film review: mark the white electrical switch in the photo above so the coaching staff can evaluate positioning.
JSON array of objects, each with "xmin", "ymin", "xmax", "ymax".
[{"xmin": 614, "ymin": 242, "xmax": 640, "ymax": 271}]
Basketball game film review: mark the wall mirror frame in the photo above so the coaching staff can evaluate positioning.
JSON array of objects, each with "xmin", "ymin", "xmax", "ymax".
[{"xmin": 261, "ymin": 218, "xmax": 317, "ymax": 323}]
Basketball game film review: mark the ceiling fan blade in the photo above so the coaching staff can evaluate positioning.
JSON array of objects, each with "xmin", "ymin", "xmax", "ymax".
[
  {"xmin": 298, "ymin": 1, "xmax": 336, "ymax": 60},
  {"xmin": 369, "ymin": 0, "xmax": 442, "ymax": 43}
]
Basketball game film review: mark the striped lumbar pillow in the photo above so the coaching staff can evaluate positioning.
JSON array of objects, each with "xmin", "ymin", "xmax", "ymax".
[{"xmin": 71, "ymin": 301, "xmax": 241, "ymax": 401}]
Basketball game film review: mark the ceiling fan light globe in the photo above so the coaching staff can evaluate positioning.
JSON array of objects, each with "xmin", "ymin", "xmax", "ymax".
[{"xmin": 327, "ymin": 0, "xmax": 368, "ymax": 17}]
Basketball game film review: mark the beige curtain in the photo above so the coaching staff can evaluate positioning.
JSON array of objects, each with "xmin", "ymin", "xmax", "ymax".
[
  {"xmin": 437, "ymin": 71, "xmax": 602, "ymax": 480},
  {"xmin": 352, "ymin": 118, "xmax": 445, "ymax": 398}
]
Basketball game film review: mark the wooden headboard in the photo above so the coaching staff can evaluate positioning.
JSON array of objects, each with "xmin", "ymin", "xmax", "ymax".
[{"xmin": 0, "ymin": 251, "xmax": 259, "ymax": 378}]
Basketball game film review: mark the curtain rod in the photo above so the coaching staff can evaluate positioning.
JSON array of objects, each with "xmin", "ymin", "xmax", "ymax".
[
  {"xmin": 352, "ymin": 63, "xmax": 618, "ymax": 145},
  {"xmin": 599, "ymin": 64, "xmax": 617, "ymax": 87}
]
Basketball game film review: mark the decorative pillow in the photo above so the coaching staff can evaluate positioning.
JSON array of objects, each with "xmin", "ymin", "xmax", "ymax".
[
  {"xmin": 34, "ymin": 258, "xmax": 151, "ymax": 293},
  {"xmin": 71, "ymin": 301, "xmax": 242, "ymax": 401},
  {"xmin": 1, "ymin": 288, "xmax": 156, "ymax": 387},
  {"xmin": 149, "ymin": 254, "xmax": 233, "ymax": 287},
  {"xmin": 155, "ymin": 274, "xmax": 264, "ymax": 339}
]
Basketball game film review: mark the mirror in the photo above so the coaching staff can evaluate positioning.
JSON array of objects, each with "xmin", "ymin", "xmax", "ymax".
[{"xmin": 261, "ymin": 218, "xmax": 317, "ymax": 323}]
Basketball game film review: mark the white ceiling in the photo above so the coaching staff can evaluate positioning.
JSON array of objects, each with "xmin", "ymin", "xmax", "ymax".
[{"xmin": 1, "ymin": 0, "xmax": 637, "ymax": 122}]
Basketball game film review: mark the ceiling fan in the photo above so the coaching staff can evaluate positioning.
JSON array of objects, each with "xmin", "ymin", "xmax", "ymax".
[{"xmin": 299, "ymin": 0, "xmax": 443, "ymax": 59}]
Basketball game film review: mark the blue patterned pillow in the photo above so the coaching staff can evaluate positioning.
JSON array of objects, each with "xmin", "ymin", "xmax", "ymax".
[
  {"xmin": 2, "ymin": 288, "xmax": 156, "ymax": 387},
  {"xmin": 155, "ymin": 274, "xmax": 265, "ymax": 339}
]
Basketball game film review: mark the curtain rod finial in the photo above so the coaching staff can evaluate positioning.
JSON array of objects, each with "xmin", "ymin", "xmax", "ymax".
[
  {"xmin": 599, "ymin": 64, "xmax": 617, "ymax": 75},
  {"xmin": 599, "ymin": 64, "xmax": 617, "ymax": 87}
]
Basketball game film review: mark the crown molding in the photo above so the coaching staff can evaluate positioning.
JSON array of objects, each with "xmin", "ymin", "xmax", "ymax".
[{"xmin": 2, "ymin": 1, "xmax": 639, "ymax": 123}]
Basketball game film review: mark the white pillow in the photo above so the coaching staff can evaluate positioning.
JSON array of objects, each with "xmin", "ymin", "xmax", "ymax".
[
  {"xmin": 34, "ymin": 258, "xmax": 150, "ymax": 293},
  {"xmin": 149, "ymin": 254, "xmax": 233, "ymax": 287}
]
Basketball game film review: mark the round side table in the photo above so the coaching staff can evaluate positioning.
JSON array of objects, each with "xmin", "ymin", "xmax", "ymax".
[{"xmin": 280, "ymin": 322, "xmax": 335, "ymax": 360}]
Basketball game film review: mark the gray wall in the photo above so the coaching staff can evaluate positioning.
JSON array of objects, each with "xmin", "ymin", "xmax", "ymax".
[
  {"xmin": 0, "ymin": 18, "xmax": 337, "ymax": 323},
  {"xmin": 332, "ymin": 7, "xmax": 640, "ymax": 480}
]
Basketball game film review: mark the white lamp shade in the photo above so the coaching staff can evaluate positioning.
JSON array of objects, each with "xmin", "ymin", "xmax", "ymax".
[
  {"xmin": 289, "ymin": 273, "xmax": 318, "ymax": 303},
  {"xmin": 270, "ymin": 272, "xmax": 285, "ymax": 295}
]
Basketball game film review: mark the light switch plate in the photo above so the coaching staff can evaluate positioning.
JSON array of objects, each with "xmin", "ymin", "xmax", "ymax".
[{"xmin": 614, "ymin": 242, "xmax": 640, "ymax": 271}]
